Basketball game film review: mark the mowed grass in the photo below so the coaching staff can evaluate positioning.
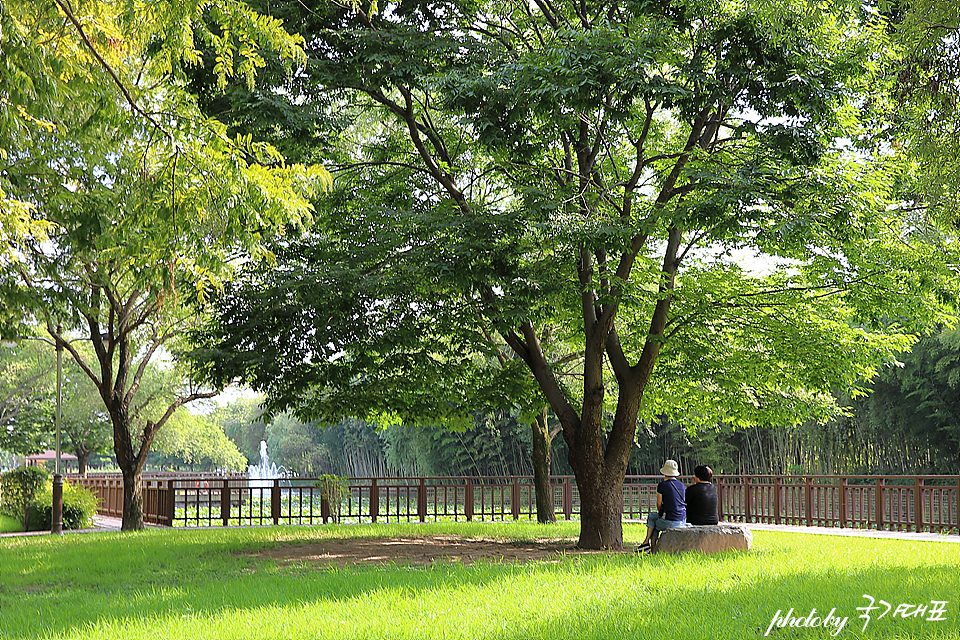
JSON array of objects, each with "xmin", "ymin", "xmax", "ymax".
[
  {"xmin": 0, "ymin": 522, "xmax": 957, "ymax": 640},
  {"xmin": 0, "ymin": 515, "xmax": 23, "ymax": 533}
]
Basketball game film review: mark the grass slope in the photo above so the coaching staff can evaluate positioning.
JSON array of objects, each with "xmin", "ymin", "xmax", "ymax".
[{"xmin": 0, "ymin": 522, "xmax": 956, "ymax": 640}]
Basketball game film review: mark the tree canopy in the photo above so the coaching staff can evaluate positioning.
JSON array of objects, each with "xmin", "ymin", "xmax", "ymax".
[
  {"xmin": 881, "ymin": 0, "xmax": 960, "ymax": 220},
  {"xmin": 0, "ymin": 338, "xmax": 52, "ymax": 455},
  {"xmin": 0, "ymin": 0, "xmax": 329, "ymax": 529},
  {"xmin": 187, "ymin": 0, "xmax": 960, "ymax": 548}
]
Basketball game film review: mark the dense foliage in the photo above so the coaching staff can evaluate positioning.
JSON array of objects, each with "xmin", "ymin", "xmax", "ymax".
[
  {"xmin": 0, "ymin": 0, "xmax": 329, "ymax": 529},
  {"xmin": 150, "ymin": 410, "xmax": 247, "ymax": 472},
  {"xmin": 28, "ymin": 481, "xmax": 98, "ymax": 531},
  {"xmin": 0, "ymin": 340, "xmax": 51, "ymax": 455},
  {"xmin": 189, "ymin": 0, "xmax": 960, "ymax": 547},
  {"xmin": 0, "ymin": 466, "xmax": 47, "ymax": 529}
]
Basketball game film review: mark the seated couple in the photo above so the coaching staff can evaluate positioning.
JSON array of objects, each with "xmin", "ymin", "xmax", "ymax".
[{"xmin": 638, "ymin": 460, "xmax": 718, "ymax": 552}]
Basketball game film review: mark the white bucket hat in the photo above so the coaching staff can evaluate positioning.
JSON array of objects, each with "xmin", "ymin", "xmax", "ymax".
[{"xmin": 659, "ymin": 459, "xmax": 680, "ymax": 476}]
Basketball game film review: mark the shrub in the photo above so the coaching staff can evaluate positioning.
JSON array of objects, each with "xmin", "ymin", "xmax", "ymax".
[
  {"xmin": 315, "ymin": 475, "xmax": 348, "ymax": 523},
  {"xmin": 0, "ymin": 467, "xmax": 49, "ymax": 529},
  {"xmin": 28, "ymin": 482, "xmax": 99, "ymax": 530}
]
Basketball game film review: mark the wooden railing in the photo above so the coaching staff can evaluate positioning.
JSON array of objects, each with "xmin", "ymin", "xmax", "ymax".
[
  {"xmin": 717, "ymin": 475, "xmax": 960, "ymax": 533},
  {"xmin": 70, "ymin": 474, "xmax": 960, "ymax": 533}
]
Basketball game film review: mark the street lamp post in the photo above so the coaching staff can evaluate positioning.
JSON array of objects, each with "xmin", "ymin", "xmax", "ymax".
[
  {"xmin": 2, "ymin": 326, "xmax": 88, "ymax": 534},
  {"xmin": 52, "ymin": 324, "xmax": 64, "ymax": 535}
]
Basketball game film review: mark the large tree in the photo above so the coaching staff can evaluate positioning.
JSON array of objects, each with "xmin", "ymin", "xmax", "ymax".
[
  {"xmin": 0, "ymin": 338, "xmax": 53, "ymax": 455},
  {"xmin": 0, "ymin": 0, "xmax": 327, "ymax": 529},
  {"xmin": 0, "ymin": 333, "xmax": 113, "ymax": 473},
  {"xmin": 882, "ymin": 0, "xmax": 960, "ymax": 219},
  {"xmin": 192, "ymin": 0, "xmax": 960, "ymax": 548}
]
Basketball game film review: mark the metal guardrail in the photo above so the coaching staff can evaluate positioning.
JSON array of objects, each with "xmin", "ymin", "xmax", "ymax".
[{"xmin": 69, "ymin": 474, "xmax": 960, "ymax": 533}]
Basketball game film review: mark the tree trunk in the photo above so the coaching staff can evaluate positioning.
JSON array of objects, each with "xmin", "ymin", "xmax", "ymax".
[
  {"xmin": 120, "ymin": 467, "xmax": 144, "ymax": 531},
  {"xmin": 531, "ymin": 406, "xmax": 555, "ymax": 523},
  {"xmin": 77, "ymin": 450, "xmax": 89, "ymax": 476},
  {"xmin": 111, "ymin": 405, "xmax": 152, "ymax": 531},
  {"xmin": 576, "ymin": 472, "xmax": 624, "ymax": 549},
  {"xmin": 564, "ymin": 346, "xmax": 647, "ymax": 549}
]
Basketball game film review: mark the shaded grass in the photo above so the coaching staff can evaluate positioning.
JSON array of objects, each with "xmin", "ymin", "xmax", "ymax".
[
  {"xmin": 0, "ymin": 515, "xmax": 23, "ymax": 533},
  {"xmin": 0, "ymin": 522, "xmax": 957, "ymax": 639}
]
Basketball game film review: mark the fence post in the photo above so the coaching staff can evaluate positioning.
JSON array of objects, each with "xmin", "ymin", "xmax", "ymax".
[
  {"xmin": 914, "ymin": 477, "xmax": 924, "ymax": 533},
  {"xmin": 164, "ymin": 480, "xmax": 176, "ymax": 527},
  {"xmin": 271, "ymin": 480, "xmax": 281, "ymax": 525},
  {"xmin": 418, "ymin": 478, "xmax": 427, "ymax": 523},
  {"xmin": 805, "ymin": 476, "xmax": 813, "ymax": 526},
  {"xmin": 562, "ymin": 477, "xmax": 572, "ymax": 520},
  {"xmin": 221, "ymin": 478, "xmax": 231, "ymax": 527},
  {"xmin": 716, "ymin": 477, "xmax": 725, "ymax": 521},
  {"xmin": 370, "ymin": 479, "xmax": 379, "ymax": 523},
  {"xmin": 874, "ymin": 477, "xmax": 884, "ymax": 531},
  {"xmin": 465, "ymin": 478, "xmax": 474, "ymax": 522},
  {"xmin": 838, "ymin": 477, "xmax": 847, "ymax": 528},
  {"xmin": 774, "ymin": 477, "xmax": 782, "ymax": 525},
  {"xmin": 511, "ymin": 477, "xmax": 520, "ymax": 520},
  {"xmin": 744, "ymin": 477, "xmax": 752, "ymax": 523}
]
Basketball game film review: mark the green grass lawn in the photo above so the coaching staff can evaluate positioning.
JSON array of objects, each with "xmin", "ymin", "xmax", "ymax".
[
  {"xmin": 0, "ymin": 522, "xmax": 956, "ymax": 640},
  {"xmin": 0, "ymin": 515, "xmax": 23, "ymax": 533}
]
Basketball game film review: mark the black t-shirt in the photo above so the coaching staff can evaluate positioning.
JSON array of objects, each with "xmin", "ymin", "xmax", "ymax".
[{"xmin": 686, "ymin": 481, "xmax": 719, "ymax": 525}]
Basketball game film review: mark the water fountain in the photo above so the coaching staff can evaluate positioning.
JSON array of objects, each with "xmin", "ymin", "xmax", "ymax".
[{"xmin": 248, "ymin": 440, "xmax": 287, "ymax": 488}]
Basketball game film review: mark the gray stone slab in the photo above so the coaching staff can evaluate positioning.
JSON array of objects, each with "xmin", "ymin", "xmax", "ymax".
[{"xmin": 655, "ymin": 523, "xmax": 753, "ymax": 554}]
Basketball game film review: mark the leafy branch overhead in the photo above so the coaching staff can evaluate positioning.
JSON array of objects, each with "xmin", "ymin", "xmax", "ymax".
[
  {"xmin": 0, "ymin": 0, "xmax": 330, "ymax": 530},
  {"xmin": 167, "ymin": 0, "xmax": 960, "ymax": 546}
]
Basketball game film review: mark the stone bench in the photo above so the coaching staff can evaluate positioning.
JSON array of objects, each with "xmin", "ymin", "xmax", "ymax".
[{"xmin": 654, "ymin": 523, "xmax": 752, "ymax": 554}]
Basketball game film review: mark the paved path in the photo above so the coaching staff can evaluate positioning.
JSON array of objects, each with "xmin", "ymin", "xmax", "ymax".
[
  {"xmin": 0, "ymin": 515, "xmax": 124, "ymax": 537},
  {"xmin": 744, "ymin": 522, "xmax": 960, "ymax": 543},
  {"xmin": 623, "ymin": 519, "xmax": 959, "ymax": 543}
]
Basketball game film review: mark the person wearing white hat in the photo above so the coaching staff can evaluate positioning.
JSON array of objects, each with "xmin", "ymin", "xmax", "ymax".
[{"xmin": 638, "ymin": 459, "xmax": 690, "ymax": 552}]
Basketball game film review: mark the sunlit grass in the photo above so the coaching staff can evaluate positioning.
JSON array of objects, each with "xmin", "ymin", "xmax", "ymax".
[
  {"xmin": 0, "ymin": 515, "xmax": 23, "ymax": 533},
  {"xmin": 0, "ymin": 522, "xmax": 956, "ymax": 639}
]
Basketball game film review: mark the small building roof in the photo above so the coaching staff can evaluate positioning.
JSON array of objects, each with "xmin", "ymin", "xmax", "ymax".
[{"xmin": 25, "ymin": 449, "xmax": 78, "ymax": 461}]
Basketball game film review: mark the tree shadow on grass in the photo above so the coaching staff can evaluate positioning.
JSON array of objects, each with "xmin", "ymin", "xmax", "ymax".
[{"xmin": 0, "ymin": 530, "xmax": 956, "ymax": 640}]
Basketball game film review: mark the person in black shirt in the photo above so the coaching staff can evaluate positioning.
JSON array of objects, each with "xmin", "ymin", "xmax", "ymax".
[{"xmin": 686, "ymin": 465, "xmax": 719, "ymax": 525}]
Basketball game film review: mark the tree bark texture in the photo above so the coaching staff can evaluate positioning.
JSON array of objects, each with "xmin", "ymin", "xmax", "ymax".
[
  {"xmin": 576, "ymin": 475, "xmax": 625, "ymax": 549},
  {"xmin": 531, "ymin": 406, "xmax": 555, "ymax": 523},
  {"xmin": 121, "ymin": 467, "xmax": 144, "ymax": 531}
]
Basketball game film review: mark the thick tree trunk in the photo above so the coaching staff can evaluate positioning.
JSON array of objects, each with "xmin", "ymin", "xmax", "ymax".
[
  {"xmin": 112, "ymin": 406, "xmax": 152, "ymax": 531},
  {"xmin": 568, "ymin": 408, "xmax": 630, "ymax": 549},
  {"xmin": 121, "ymin": 467, "xmax": 144, "ymax": 531},
  {"xmin": 576, "ymin": 472, "xmax": 624, "ymax": 549},
  {"xmin": 566, "ymin": 348, "xmax": 647, "ymax": 549},
  {"xmin": 77, "ymin": 451, "xmax": 89, "ymax": 476},
  {"xmin": 531, "ymin": 406, "xmax": 555, "ymax": 523}
]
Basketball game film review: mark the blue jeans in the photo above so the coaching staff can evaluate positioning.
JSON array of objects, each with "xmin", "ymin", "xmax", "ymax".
[{"xmin": 646, "ymin": 512, "xmax": 690, "ymax": 542}]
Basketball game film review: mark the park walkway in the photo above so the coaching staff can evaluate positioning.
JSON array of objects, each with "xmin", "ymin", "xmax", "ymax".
[
  {"xmin": 0, "ymin": 515, "xmax": 124, "ymax": 537},
  {"xmin": 744, "ymin": 522, "xmax": 959, "ymax": 543}
]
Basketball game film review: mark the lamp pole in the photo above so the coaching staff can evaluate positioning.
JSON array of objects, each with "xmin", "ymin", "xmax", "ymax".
[{"xmin": 52, "ymin": 323, "xmax": 64, "ymax": 535}]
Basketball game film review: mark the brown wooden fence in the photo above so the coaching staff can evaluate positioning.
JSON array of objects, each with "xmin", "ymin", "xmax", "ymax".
[{"xmin": 70, "ymin": 474, "xmax": 960, "ymax": 533}]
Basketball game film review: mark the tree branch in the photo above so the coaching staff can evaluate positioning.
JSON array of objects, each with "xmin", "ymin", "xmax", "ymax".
[{"xmin": 52, "ymin": 0, "xmax": 171, "ymax": 139}]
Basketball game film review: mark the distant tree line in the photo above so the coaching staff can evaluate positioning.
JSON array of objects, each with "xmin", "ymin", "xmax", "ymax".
[
  {"xmin": 5, "ymin": 326, "xmax": 958, "ymax": 479},
  {"xmin": 218, "ymin": 326, "xmax": 960, "ymax": 479}
]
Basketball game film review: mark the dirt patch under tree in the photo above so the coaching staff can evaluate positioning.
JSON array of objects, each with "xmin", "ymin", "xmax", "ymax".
[{"xmin": 252, "ymin": 534, "xmax": 635, "ymax": 568}]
